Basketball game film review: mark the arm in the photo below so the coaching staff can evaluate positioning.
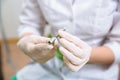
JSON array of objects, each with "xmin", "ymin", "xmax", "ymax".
[
  {"xmin": 17, "ymin": 0, "xmax": 57, "ymax": 64},
  {"xmin": 58, "ymin": 15, "xmax": 120, "ymax": 71},
  {"xmin": 18, "ymin": 0, "xmax": 46, "ymax": 38},
  {"xmin": 89, "ymin": 46, "xmax": 114, "ymax": 65},
  {"xmin": 89, "ymin": 5, "xmax": 120, "ymax": 65}
]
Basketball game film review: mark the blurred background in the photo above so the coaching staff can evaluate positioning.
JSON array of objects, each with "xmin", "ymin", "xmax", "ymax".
[
  {"xmin": 0, "ymin": 0, "xmax": 120, "ymax": 80},
  {"xmin": 0, "ymin": 0, "xmax": 30, "ymax": 80}
]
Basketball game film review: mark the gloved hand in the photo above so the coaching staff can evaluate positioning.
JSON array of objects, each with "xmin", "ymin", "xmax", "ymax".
[
  {"xmin": 17, "ymin": 35, "xmax": 57, "ymax": 64},
  {"xmin": 58, "ymin": 30, "xmax": 92, "ymax": 72}
]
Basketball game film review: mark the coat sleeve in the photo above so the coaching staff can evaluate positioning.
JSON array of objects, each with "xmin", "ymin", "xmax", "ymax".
[
  {"xmin": 18, "ymin": 0, "xmax": 46, "ymax": 37},
  {"xmin": 103, "ymin": 2, "xmax": 120, "ymax": 64}
]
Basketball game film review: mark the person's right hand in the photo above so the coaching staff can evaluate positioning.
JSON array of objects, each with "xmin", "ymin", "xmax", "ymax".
[{"xmin": 17, "ymin": 35, "xmax": 56, "ymax": 64}]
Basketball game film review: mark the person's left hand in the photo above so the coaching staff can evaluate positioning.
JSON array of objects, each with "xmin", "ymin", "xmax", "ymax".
[{"xmin": 58, "ymin": 30, "xmax": 92, "ymax": 72}]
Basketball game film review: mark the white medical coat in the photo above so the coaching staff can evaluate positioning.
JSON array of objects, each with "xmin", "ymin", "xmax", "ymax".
[{"xmin": 17, "ymin": 0, "xmax": 120, "ymax": 80}]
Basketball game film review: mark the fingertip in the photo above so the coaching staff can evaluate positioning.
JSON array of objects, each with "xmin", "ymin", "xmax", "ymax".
[
  {"xmin": 58, "ymin": 29, "xmax": 65, "ymax": 37},
  {"xmin": 48, "ymin": 45, "xmax": 54, "ymax": 49},
  {"xmin": 59, "ymin": 46, "xmax": 66, "ymax": 56},
  {"xmin": 59, "ymin": 46, "xmax": 63, "ymax": 51},
  {"xmin": 59, "ymin": 46, "xmax": 64, "ymax": 54},
  {"xmin": 53, "ymin": 39, "xmax": 58, "ymax": 47}
]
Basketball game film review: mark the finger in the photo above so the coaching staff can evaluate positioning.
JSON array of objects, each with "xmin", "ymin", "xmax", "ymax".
[
  {"xmin": 59, "ymin": 47, "xmax": 82, "ymax": 65},
  {"xmin": 17, "ymin": 36, "xmax": 51, "ymax": 51},
  {"xmin": 64, "ymin": 57, "xmax": 81, "ymax": 72},
  {"xmin": 58, "ymin": 30, "xmax": 88, "ymax": 48},
  {"xmin": 25, "ymin": 43, "xmax": 53, "ymax": 55},
  {"xmin": 53, "ymin": 39, "xmax": 58, "ymax": 47},
  {"xmin": 59, "ymin": 38, "xmax": 84, "ymax": 58},
  {"xmin": 34, "ymin": 43, "xmax": 54, "ymax": 51},
  {"xmin": 35, "ymin": 43, "xmax": 56, "ymax": 56},
  {"xmin": 25, "ymin": 43, "xmax": 53, "ymax": 57},
  {"xmin": 36, "ymin": 37, "xmax": 51, "ymax": 43},
  {"xmin": 30, "ymin": 36, "xmax": 51, "ymax": 44},
  {"xmin": 39, "ymin": 37, "xmax": 51, "ymax": 43},
  {"xmin": 28, "ymin": 45, "xmax": 55, "ymax": 62}
]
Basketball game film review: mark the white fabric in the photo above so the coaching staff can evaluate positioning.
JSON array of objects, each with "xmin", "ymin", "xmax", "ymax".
[{"xmin": 17, "ymin": 0, "xmax": 120, "ymax": 80}]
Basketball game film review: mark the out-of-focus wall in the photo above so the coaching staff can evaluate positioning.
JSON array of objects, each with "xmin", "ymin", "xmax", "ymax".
[{"xmin": 0, "ymin": 0, "xmax": 23, "ymax": 38}]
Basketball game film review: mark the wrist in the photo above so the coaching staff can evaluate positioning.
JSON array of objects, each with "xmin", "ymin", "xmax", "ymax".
[{"xmin": 88, "ymin": 46, "xmax": 114, "ymax": 64}]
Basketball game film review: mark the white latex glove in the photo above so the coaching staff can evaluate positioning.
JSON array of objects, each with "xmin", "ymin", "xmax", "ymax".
[
  {"xmin": 58, "ymin": 30, "xmax": 92, "ymax": 72},
  {"xmin": 17, "ymin": 35, "xmax": 56, "ymax": 64}
]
